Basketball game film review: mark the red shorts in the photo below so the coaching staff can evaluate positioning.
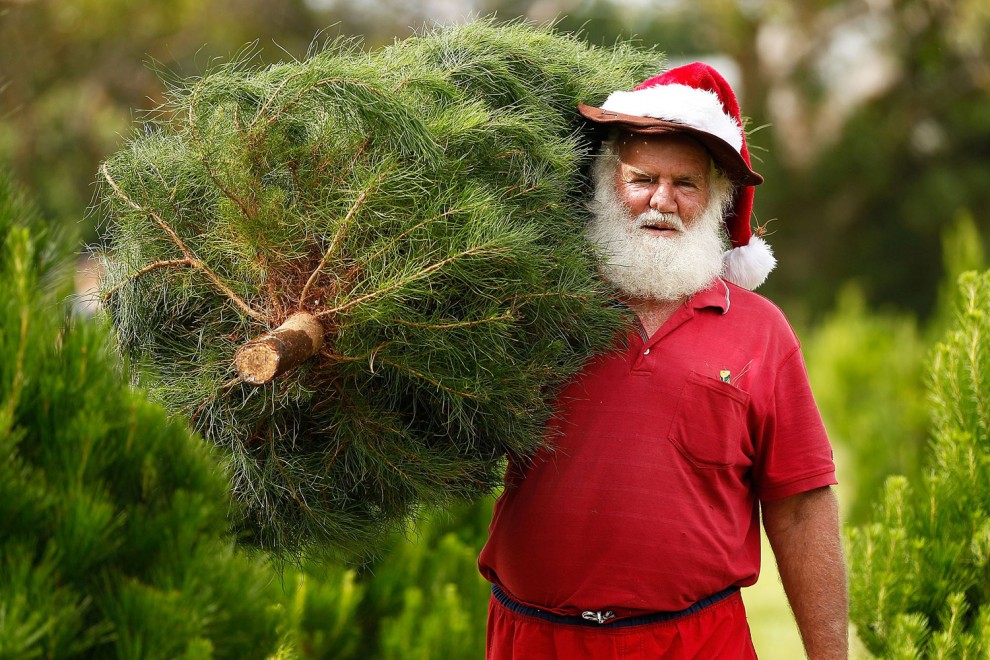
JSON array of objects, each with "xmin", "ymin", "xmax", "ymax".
[{"xmin": 486, "ymin": 588, "xmax": 757, "ymax": 659}]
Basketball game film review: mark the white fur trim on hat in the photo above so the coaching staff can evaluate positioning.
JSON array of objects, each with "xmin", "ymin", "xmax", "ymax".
[
  {"xmin": 722, "ymin": 235, "xmax": 776, "ymax": 290},
  {"xmin": 601, "ymin": 84, "xmax": 745, "ymax": 153}
]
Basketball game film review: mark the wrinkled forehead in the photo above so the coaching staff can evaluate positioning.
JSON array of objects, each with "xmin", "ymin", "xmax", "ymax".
[
  {"xmin": 613, "ymin": 130, "xmax": 712, "ymax": 163},
  {"xmin": 611, "ymin": 132, "xmax": 714, "ymax": 181}
]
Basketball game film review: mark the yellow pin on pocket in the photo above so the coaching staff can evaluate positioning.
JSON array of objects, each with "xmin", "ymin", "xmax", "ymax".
[{"xmin": 719, "ymin": 370, "xmax": 731, "ymax": 383}]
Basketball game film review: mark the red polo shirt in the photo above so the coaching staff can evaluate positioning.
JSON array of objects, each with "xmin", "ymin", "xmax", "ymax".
[{"xmin": 478, "ymin": 279, "xmax": 836, "ymax": 619}]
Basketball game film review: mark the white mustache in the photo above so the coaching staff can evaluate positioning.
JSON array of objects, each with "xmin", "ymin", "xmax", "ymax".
[{"xmin": 636, "ymin": 211, "xmax": 685, "ymax": 232}]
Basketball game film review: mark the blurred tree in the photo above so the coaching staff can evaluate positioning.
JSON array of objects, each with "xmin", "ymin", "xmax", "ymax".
[
  {"xmin": 0, "ymin": 0, "xmax": 318, "ymax": 242},
  {"xmin": 359, "ymin": 499, "xmax": 494, "ymax": 659},
  {"xmin": 802, "ymin": 212, "xmax": 985, "ymax": 525},
  {"xmin": 847, "ymin": 268, "xmax": 990, "ymax": 657},
  {"xmin": 0, "ymin": 171, "xmax": 286, "ymax": 657},
  {"xmin": 480, "ymin": 0, "xmax": 990, "ymax": 321},
  {"xmin": 930, "ymin": 211, "xmax": 987, "ymax": 339},
  {"xmin": 778, "ymin": 0, "xmax": 990, "ymax": 320},
  {"xmin": 276, "ymin": 498, "xmax": 495, "ymax": 659},
  {"xmin": 803, "ymin": 284, "xmax": 927, "ymax": 524}
]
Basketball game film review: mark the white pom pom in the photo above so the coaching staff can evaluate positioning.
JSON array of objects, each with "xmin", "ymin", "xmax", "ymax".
[{"xmin": 722, "ymin": 235, "xmax": 776, "ymax": 290}]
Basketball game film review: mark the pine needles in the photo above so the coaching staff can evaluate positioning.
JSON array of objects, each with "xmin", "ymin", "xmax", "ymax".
[
  {"xmin": 98, "ymin": 19, "xmax": 660, "ymax": 559},
  {"xmin": 847, "ymin": 271, "xmax": 990, "ymax": 656}
]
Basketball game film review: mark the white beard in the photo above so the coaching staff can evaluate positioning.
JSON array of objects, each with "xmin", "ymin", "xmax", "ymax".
[{"xmin": 585, "ymin": 153, "xmax": 734, "ymax": 302}]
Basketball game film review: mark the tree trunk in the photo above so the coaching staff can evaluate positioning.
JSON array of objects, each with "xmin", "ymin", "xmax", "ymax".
[{"xmin": 234, "ymin": 312, "xmax": 324, "ymax": 385}]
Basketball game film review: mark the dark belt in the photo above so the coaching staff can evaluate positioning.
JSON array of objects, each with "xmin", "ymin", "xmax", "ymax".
[{"xmin": 490, "ymin": 583, "xmax": 739, "ymax": 629}]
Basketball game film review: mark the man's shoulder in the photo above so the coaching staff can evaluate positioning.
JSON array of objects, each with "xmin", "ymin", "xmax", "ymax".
[
  {"xmin": 717, "ymin": 279, "xmax": 800, "ymax": 342},
  {"xmin": 724, "ymin": 280, "xmax": 790, "ymax": 318}
]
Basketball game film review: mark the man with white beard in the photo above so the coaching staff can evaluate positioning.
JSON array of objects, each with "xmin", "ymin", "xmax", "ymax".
[
  {"xmin": 585, "ymin": 132, "xmax": 735, "ymax": 318},
  {"xmin": 480, "ymin": 63, "xmax": 849, "ymax": 659}
]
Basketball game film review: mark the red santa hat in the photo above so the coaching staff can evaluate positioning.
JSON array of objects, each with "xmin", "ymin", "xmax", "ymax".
[{"xmin": 577, "ymin": 62, "xmax": 776, "ymax": 290}]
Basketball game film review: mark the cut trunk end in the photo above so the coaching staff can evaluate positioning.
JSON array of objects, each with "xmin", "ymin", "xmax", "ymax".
[{"xmin": 234, "ymin": 312, "xmax": 325, "ymax": 385}]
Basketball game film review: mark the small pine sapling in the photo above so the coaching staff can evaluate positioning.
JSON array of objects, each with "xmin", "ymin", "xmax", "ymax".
[
  {"xmin": 848, "ymin": 270, "xmax": 990, "ymax": 657},
  {"xmin": 0, "ymin": 174, "xmax": 284, "ymax": 658}
]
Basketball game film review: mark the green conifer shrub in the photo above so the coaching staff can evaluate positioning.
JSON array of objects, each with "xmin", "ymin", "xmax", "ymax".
[
  {"xmin": 847, "ymin": 269, "xmax": 990, "ymax": 657},
  {"xmin": 272, "ymin": 566, "xmax": 365, "ymax": 658},
  {"xmin": 362, "ymin": 498, "xmax": 493, "ymax": 659},
  {"xmin": 803, "ymin": 284, "xmax": 928, "ymax": 524},
  {"xmin": 0, "ymin": 174, "xmax": 284, "ymax": 657},
  {"xmin": 97, "ymin": 19, "xmax": 658, "ymax": 558},
  {"xmin": 275, "ymin": 498, "xmax": 494, "ymax": 659}
]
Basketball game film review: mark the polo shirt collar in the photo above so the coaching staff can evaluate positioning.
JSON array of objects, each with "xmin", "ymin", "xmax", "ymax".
[
  {"xmin": 686, "ymin": 277, "xmax": 731, "ymax": 315},
  {"xmin": 626, "ymin": 278, "xmax": 731, "ymax": 353}
]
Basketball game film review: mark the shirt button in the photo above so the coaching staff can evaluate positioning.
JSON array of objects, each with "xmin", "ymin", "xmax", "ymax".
[{"xmin": 644, "ymin": 348, "xmax": 651, "ymax": 355}]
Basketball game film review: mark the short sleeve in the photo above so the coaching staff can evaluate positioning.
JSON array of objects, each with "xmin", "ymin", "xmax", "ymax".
[{"xmin": 754, "ymin": 347, "xmax": 837, "ymax": 501}]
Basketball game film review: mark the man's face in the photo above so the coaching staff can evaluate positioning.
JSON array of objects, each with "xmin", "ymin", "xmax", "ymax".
[
  {"xmin": 585, "ymin": 132, "xmax": 733, "ymax": 302},
  {"xmin": 614, "ymin": 134, "xmax": 712, "ymax": 231}
]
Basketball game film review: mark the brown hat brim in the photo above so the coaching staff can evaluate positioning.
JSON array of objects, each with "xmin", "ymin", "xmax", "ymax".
[{"xmin": 577, "ymin": 103, "xmax": 764, "ymax": 187}]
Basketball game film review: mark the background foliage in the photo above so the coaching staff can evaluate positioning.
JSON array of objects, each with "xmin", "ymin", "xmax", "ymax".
[
  {"xmin": 847, "ymin": 269, "xmax": 990, "ymax": 658},
  {"xmin": 0, "ymin": 174, "xmax": 286, "ymax": 658},
  {"xmin": 3, "ymin": 0, "xmax": 988, "ymax": 321}
]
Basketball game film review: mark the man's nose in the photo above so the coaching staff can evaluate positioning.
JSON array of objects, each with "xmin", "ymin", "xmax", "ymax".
[{"xmin": 649, "ymin": 182, "xmax": 676, "ymax": 212}]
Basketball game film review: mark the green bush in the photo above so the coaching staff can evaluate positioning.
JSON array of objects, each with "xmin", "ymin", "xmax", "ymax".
[
  {"xmin": 804, "ymin": 212, "xmax": 985, "ymax": 525},
  {"xmin": 0, "ymin": 173, "xmax": 285, "ymax": 657},
  {"xmin": 273, "ymin": 566, "xmax": 366, "ymax": 658},
  {"xmin": 847, "ymin": 269, "xmax": 990, "ymax": 657},
  {"xmin": 803, "ymin": 284, "xmax": 928, "ymax": 524},
  {"xmin": 276, "ymin": 497, "xmax": 493, "ymax": 659}
]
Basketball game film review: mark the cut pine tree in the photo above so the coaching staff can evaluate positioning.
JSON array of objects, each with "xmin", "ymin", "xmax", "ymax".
[{"xmin": 98, "ymin": 19, "xmax": 658, "ymax": 559}]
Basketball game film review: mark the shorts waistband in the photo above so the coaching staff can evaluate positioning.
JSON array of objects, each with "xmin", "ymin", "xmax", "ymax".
[{"xmin": 490, "ymin": 584, "xmax": 740, "ymax": 629}]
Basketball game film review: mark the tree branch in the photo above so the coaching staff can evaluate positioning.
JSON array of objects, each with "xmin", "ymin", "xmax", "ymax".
[
  {"xmin": 248, "ymin": 70, "xmax": 307, "ymax": 130},
  {"xmin": 393, "ymin": 312, "xmax": 514, "ymax": 330},
  {"xmin": 261, "ymin": 77, "xmax": 383, "ymax": 128},
  {"xmin": 374, "ymin": 356, "xmax": 481, "ymax": 399},
  {"xmin": 186, "ymin": 81, "xmax": 257, "ymax": 221},
  {"xmin": 299, "ymin": 189, "xmax": 369, "ymax": 307},
  {"xmin": 101, "ymin": 258, "xmax": 194, "ymax": 302},
  {"xmin": 317, "ymin": 245, "xmax": 508, "ymax": 318},
  {"xmin": 100, "ymin": 162, "xmax": 267, "ymax": 322}
]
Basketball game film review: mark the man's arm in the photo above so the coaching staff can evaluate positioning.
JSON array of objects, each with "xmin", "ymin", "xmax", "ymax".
[{"xmin": 762, "ymin": 486, "xmax": 849, "ymax": 659}]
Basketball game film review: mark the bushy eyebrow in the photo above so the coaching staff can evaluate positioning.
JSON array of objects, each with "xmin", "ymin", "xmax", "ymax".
[
  {"xmin": 619, "ymin": 164, "xmax": 653, "ymax": 181},
  {"xmin": 619, "ymin": 163, "xmax": 706, "ymax": 186},
  {"xmin": 675, "ymin": 173, "xmax": 706, "ymax": 186}
]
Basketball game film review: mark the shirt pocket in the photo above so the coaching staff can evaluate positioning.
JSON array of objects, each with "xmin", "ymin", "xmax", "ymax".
[{"xmin": 668, "ymin": 370, "xmax": 752, "ymax": 469}]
